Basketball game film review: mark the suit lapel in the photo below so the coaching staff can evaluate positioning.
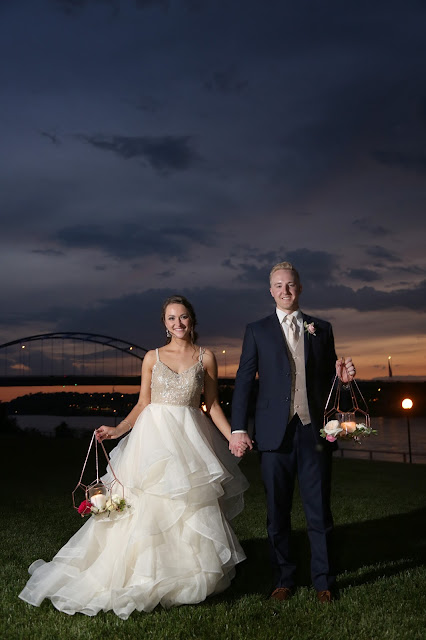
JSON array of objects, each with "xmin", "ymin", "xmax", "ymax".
[
  {"xmin": 266, "ymin": 313, "xmax": 293, "ymax": 373},
  {"xmin": 268, "ymin": 312, "xmax": 286, "ymax": 345},
  {"xmin": 302, "ymin": 313, "xmax": 312, "ymax": 365},
  {"xmin": 266, "ymin": 312, "xmax": 288, "ymax": 354}
]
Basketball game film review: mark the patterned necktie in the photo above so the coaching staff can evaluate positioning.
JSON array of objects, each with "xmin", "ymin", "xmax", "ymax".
[{"xmin": 284, "ymin": 315, "xmax": 298, "ymax": 350}]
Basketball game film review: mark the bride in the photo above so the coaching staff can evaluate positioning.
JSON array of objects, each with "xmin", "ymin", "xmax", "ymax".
[{"xmin": 19, "ymin": 295, "xmax": 249, "ymax": 619}]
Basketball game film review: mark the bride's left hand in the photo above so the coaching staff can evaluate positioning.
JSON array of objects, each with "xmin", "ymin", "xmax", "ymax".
[{"xmin": 95, "ymin": 425, "xmax": 118, "ymax": 442}]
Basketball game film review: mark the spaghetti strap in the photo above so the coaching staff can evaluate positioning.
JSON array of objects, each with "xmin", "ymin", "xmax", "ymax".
[
  {"xmin": 198, "ymin": 347, "xmax": 206, "ymax": 364},
  {"xmin": 155, "ymin": 348, "xmax": 160, "ymax": 362}
]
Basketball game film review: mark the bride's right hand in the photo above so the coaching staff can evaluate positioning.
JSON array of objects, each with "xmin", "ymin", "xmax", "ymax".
[{"xmin": 95, "ymin": 425, "xmax": 119, "ymax": 442}]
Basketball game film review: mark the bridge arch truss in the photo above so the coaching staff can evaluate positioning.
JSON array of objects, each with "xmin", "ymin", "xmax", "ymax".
[{"xmin": 0, "ymin": 332, "xmax": 148, "ymax": 383}]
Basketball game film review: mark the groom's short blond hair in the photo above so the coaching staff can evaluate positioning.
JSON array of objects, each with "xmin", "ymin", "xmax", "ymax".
[{"xmin": 269, "ymin": 261, "xmax": 300, "ymax": 284}]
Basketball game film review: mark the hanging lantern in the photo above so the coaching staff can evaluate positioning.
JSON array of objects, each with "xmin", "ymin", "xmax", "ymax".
[
  {"xmin": 322, "ymin": 377, "xmax": 376, "ymax": 442},
  {"xmin": 72, "ymin": 431, "xmax": 128, "ymax": 517}
]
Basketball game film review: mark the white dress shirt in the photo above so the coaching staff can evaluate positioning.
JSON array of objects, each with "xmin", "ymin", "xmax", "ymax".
[{"xmin": 276, "ymin": 307, "xmax": 303, "ymax": 342}]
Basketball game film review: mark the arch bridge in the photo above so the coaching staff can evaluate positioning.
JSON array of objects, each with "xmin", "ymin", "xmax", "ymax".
[{"xmin": 0, "ymin": 332, "xmax": 148, "ymax": 387}]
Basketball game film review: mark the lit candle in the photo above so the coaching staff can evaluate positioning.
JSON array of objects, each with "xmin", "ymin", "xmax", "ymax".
[
  {"xmin": 91, "ymin": 493, "xmax": 107, "ymax": 509},
  {"xmin": 341, "ymin": 421, "xmax": 357, "ymax": 433}
]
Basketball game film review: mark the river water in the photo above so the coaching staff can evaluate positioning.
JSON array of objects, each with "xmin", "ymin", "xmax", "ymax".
[
  {"xmin": 335, "ymin": 415, "xmax": 426, "ymax": 464},
  {"xmin": 10, "ymin": 414, "xmax": 426, "ymax": 464}
]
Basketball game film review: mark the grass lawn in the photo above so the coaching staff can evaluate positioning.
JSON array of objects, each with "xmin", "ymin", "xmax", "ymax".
[{"xmin": 2, "ymin": 435, "xmax": 426, "ymax": 640}]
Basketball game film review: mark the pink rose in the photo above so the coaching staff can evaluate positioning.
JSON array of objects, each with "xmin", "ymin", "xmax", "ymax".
[
  {"xmin": 78, "ymin": 500, "xmax": 92, "ymax": 516},
  {"xmin": 307, "ymin": 323, "xmax": 316, "ymax": 335},
  {"xmin": 326, "ymin": 434, "xmax": 337, "ymax": 442}
]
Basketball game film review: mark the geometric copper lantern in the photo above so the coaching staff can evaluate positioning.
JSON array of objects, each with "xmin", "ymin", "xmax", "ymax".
[
  {"xmin": 72, "ymin": 430, "xmax": 125, "ymax": 516},
  {"xmin": 322, "ymin": 376, "xmax": 375, "ymax": 442}
]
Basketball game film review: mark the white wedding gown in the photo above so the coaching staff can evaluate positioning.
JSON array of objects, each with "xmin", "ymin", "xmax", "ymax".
[{"xmin": 19, "ymin": 348, "xmax": 248, "ymax": 619}]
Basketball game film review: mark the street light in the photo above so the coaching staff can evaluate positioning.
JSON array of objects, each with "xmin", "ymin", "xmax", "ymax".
[
  {"xmin": 402, "ymin": 398, "xmax": 413, "ymax": 464},
  {"xmin": 222, "ymin": 350, "xmax": 227, "ymax": 377}
]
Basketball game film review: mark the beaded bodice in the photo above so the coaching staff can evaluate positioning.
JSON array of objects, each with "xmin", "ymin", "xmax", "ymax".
[{"xmin": 150, "ymin": 348, "xmax": 205, "ymax": 408}]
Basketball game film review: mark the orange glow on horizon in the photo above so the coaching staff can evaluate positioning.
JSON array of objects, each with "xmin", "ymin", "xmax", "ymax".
[{"xmin": 1, "ymin": 331, "xmax": 425, "ymax": 403}]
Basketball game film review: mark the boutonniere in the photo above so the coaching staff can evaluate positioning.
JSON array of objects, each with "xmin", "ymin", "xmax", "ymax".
[{"xmin": 304, "ymin": 321, "xmax": 316, "ymax": 336}]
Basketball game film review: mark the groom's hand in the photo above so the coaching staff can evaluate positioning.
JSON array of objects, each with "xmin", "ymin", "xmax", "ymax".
[
  {"xmin": 336, "ymin": 357, "xmax": 356, "ymax": 383},
  {"xmin": 229, "ymin": 432, "xmax": 253, "ymax": 458}
]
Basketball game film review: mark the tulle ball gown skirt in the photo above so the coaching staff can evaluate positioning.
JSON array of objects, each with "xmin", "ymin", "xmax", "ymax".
[{"xmin": 19, "ymin": 403, "xmax": 248, "ymax": 619}]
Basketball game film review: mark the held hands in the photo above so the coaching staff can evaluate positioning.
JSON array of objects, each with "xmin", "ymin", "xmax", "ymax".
[
  {"xmin": 229, "ymin": 432, "xmax": 253, "ymax": 458},
  {"xmin": 335, "ymin": 357, "xmax": 356, "ymax": 383}
]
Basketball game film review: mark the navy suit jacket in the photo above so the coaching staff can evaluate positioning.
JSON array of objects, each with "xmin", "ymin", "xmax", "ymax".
[{"xmin": 231, "ymin": 312, "xmax": 337, "ymax": 451}]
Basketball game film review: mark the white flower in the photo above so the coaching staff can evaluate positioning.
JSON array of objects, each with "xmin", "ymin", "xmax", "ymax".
[
  {"xmin": 111, "ymin": 494, "xmax": 121, "ymax": 504},
  {"xmin": 356, "ymin": 423, "xmax": 367, "ymax": 431},
  {"xmin": 324, "ymin": 420, "xmax": 343, "ymax": 437}
]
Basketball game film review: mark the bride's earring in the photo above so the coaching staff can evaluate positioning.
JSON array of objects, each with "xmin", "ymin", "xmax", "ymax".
[{"xmin": 166, "ymin": 328, "xmax": 171, "ymax": 338}]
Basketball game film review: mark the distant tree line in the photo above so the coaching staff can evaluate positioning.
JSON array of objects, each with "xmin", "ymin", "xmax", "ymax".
[{"xmin": 7, "ymin": 391, "xmax": 137, "ymax": 417}]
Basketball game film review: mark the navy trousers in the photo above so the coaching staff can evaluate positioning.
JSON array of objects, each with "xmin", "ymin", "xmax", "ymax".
[{"xmin": 259, "ymin": 415, "xmax": 335, "ymax": 591}]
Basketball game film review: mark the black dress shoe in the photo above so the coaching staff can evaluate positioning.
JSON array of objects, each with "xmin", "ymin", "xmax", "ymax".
[{"xmin": 270, "ymin": 587, "xmax": 293, "ymax": 601}]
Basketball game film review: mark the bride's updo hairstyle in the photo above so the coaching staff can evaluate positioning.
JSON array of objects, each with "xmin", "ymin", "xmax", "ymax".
[{"xmin": 161, "ymin": 295, "xmax": 199, "ymax": 345}]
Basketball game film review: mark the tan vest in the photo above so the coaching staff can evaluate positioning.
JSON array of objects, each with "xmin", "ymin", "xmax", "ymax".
[{"xmin": 285, "ymin": 331, "xmax": 311, "ymax": 425}]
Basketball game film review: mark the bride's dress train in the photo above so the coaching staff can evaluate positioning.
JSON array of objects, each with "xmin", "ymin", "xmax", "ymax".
[{"xmin": 19, "ymin": 349, "xmax": 248, "ymax": 619}]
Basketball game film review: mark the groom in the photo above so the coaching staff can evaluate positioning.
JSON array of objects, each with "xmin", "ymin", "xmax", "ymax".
[{"xmin": 230, "ymin": 261, "xmax": 355, "ymax": 603}]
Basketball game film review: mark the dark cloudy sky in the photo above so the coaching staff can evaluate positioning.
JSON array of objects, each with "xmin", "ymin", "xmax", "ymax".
[{"xmin": 1, "ymin": 0, "xmax": 426, "ymax": 381}]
